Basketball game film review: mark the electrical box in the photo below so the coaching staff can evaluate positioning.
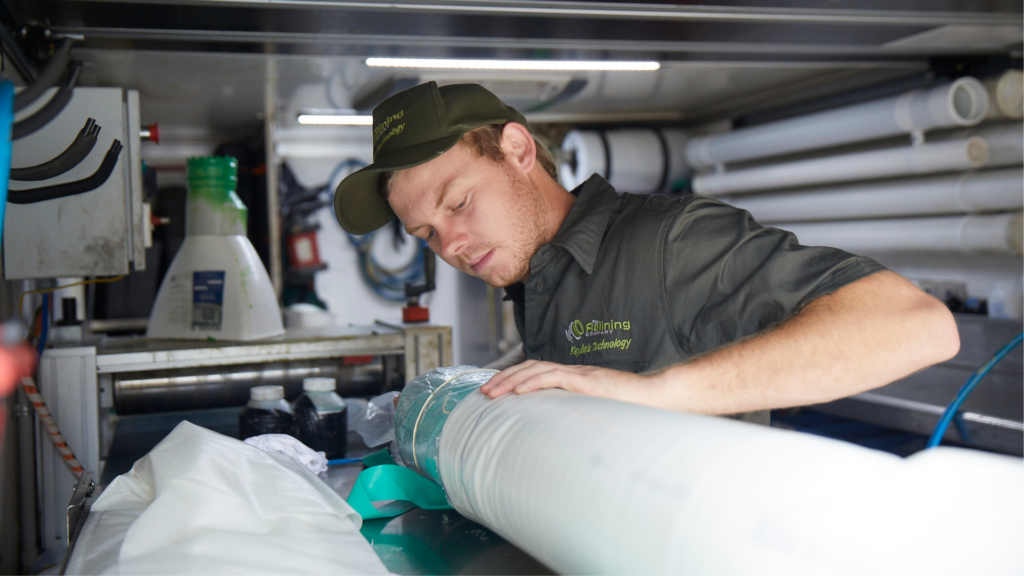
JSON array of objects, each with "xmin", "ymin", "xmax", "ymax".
[{"xmin": 4, "ymin": 87, "xmax": 145, "ymax": 279}]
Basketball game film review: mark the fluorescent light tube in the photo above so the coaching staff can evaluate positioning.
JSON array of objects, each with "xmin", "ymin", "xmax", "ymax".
[
  {"xmin": 365, "ymin": 58, "xmax": 660, "ymax": 72},
  {"xmin": 297, "ymin": 114, "xmax": 374, "ymax": 125}
]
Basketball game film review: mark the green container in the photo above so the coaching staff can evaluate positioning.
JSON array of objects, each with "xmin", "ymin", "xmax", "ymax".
[{"xmin": 186, "ymin": 156, "xmax": 248, "ymax": 233}]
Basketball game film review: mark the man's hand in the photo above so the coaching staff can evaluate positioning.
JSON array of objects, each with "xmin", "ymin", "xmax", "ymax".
[{"xmin": 480, "ymin": 360, "xmax": 655, "ymax": 405}]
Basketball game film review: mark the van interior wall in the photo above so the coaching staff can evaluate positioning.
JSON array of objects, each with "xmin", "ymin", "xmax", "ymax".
[{"xmin": 284, "ymin": 156, "xmax": 494, "ymax": 367}]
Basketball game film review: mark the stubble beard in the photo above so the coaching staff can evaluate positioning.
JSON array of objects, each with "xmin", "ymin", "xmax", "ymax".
[{"xmin": 479, "ymin": 165, "xmax": 548, "ymax": 288}]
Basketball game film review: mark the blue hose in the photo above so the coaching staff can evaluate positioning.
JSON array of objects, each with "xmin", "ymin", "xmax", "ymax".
[
  {"xmin": 927, "ymin": 331, "xmax": 1023, "ymax": 449},
  {"xmin": 327, "ymin": 457, "xmax": 362, "ymax": 466},
  {"xmin": 0, "ymin": 81, "xmax": 15, "ymax": 237},
  {"xmin": 327, "ymin": 158, "xmax": 426, "ymax": 301},
  {"xmin": 346, "ymin": 231, "xmax": 426, "ymax": 301}
]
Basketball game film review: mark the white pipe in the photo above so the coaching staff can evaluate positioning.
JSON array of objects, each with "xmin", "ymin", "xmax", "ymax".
[
  {"xmin": 686, "ymin": 78, "xmax": 990, "ymax": 168},
  {"xmin": 776, "ymin": 212, "xmax": 1023, "ymax": 256},
  {"xmin": 693, "ymin": 137, "xmax": 989, "ymax": 196},
  {"xmin": 724, "ymin": 168, "xmax": 1023, "ymax": 223},
  {"xmin": 952, "ymin": 122, "xmax": 1023, "ymax": 168},
  {"xmin": 984, "ymin": 70, "xmax": 1023, "ymax": 121},
  {"xmin": 437, "ymin": 389, "xmax": 1022, "ymax": 575},
  {"xmin": 560, "ymin": 128, "xmax": 689, "ymax": 193}
]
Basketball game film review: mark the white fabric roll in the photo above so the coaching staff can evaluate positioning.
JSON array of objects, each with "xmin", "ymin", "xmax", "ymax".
[
  {"xmin": 438, "ymin": 389, "xmax": 1022, "ymax": 575},
  {"xmin": 560, "ymin": 130, "xmax": 607, "ymax": 191},
  {"xmin": 604, "ymin": 129, "xmax": 665, "ymax": 193},
  {"xmin": 560, "ymin": 129, "xmax": 690, "ymax": 193}
]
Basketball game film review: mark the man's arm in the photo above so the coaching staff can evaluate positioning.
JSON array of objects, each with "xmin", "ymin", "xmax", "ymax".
[{"xmin": 479, "ymin": 271, "xmax": 960, "ymax": 414}]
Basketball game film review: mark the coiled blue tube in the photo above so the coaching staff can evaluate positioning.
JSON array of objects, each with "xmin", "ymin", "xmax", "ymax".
[{"xmin": 927, "ymin": 331, "xmax": 1023, "ymax": 449}]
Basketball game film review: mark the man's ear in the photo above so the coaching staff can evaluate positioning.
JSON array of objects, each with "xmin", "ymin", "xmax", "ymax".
[{"xmin": 500, "ymin": 122, "xmax": 536, "ymax": 175}]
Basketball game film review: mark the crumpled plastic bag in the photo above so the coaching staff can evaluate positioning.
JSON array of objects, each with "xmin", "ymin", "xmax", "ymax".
[
  {"xmin": 244, "ymin": 433, "xmax": 328, "ymax": 475},
  {"xmin": 65, "ymin": 421, "xmax": 388, "ymax": 575},
  {"xmin": 350, "ymin": 391, "xmax": 400, "ymax": 447}
]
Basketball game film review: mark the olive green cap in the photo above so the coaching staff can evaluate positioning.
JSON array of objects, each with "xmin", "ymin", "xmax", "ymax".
[{"xmin": 334, "ymin": 81, "xmax": 528, "ymax": 234}]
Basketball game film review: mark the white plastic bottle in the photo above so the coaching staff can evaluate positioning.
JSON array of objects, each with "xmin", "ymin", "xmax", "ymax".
[{"xmin": 988, "ymin": 280, "xmax": 1024, "ymax": 319}]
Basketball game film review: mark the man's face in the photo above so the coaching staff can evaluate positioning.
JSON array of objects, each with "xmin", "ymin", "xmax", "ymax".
[{"xmin": 387, "ymin": 142, "xmax": 546, "ymax": 287}]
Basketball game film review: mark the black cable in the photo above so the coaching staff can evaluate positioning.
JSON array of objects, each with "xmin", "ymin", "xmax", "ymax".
[
  {"xmin": 10, "ymin": 118, "xmax": 99, "ymax": 181},
  {"xmin": 13, "ymin": 38, "xmax": 72, "ymax": 112},
  {"xmin": 7, "ymin": 139, "xmax": 122, "ymax": 205},
  {"xmin": 13, "ymin": 64, "xmax": 80, "ymax": 140}
]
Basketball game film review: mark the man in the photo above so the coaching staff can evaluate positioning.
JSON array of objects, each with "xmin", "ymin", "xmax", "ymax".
[{"xmin": 334, "ymin": 81, "xmax": 959, "ymax": 422}]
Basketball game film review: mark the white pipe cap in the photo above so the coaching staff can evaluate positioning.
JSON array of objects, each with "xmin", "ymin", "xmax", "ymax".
[
  {"xmin": 250, "ymin": 385, "xmax": 285, "ymax": 401},
  {"xmin": 303, "ymin": 378, "xmax": 337, "ymax": 392}
]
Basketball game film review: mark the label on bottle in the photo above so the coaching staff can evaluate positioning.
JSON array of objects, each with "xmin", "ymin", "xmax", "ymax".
[{"xmin": 192, "ymin": 270, "xmax": 226, "ymax": 330}]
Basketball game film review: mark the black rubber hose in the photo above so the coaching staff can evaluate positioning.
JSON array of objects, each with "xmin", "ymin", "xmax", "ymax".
[
  {"xmin": 13, "ymin": 38, "xmax": 73, "ymax": 112},
  {"xmin": 7, "ymin": 140, "xmax": 122, "ymax": 205},
  {"xmin": 10, "ymin": 118, "xmax": 100, "ymax": 181},
  {"xmin": 13, "ymin": 64, "xmax": 81, "ymax": 140}
]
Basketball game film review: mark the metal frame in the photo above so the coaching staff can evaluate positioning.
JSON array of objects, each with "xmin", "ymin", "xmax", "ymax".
[
  {"xmin": 59, "ymin": 471, "xmax": 95, "ymax": 575},
  {"xmin": 44, "ymin": 1, "xmax": 1022, "ymax": 26}
]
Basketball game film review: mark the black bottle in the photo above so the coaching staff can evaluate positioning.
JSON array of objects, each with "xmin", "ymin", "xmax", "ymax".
[{"xmin": 293, "ymin": 377, "xmax": 348, "ymax": 459}]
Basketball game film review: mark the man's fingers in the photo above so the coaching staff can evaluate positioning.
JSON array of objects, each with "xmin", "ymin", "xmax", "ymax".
[
  {"xmin": 513, "ymin": 368, "xmax": 579, "ymax": 395},
  {"xmin": 484, "ymin": 362, "xmax": 557, "ymax": 398},
  {"xmin": 481, "ymin": 360, "xmax": 538, "ymax": 393}
]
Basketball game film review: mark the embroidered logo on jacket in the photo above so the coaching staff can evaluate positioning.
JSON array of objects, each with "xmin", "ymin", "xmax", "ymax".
[{"xmin": 564, "ymin": 318, "xmax": 632, "ymax": 357}]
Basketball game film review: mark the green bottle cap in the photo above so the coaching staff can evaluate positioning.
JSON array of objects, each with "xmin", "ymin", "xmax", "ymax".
[
  {"xmin": 185, "ymin": 156, "xmax": 248, "ymax": 233},
  {"xmin": 187, "ymin": 156, "xmax": 238, "ymax": 201}
]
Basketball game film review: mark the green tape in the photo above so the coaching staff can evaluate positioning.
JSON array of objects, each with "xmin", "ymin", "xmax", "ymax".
[
  {"xmin": 361, "ymin": 448, "xmax": 396, "ymax": 468},
  {"xmin": 347, "ymin": 464, "xmax": 452, "ymax": 520}
]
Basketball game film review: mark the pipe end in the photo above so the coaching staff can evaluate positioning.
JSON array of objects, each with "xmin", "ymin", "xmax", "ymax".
[
  {"xmin": 949, "ymin": 77, "xmax": 990, "ymax": 127},
  {"xmin": 964, "ymin": 136, "xmax": 990, "ymax": 167}
]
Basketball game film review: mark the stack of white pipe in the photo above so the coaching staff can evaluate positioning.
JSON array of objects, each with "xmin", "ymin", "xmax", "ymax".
[
  {"xmin": 685, "ymin": 77, "xmax": 989, "ymax": 169},
  {"xmin": 437, "ymin": 389, "xmax": 1022, "ymax": 575},
  {"xmin": 724, "ymin": 168, "xmax": 1023, "ymax": 223},
  {"xmin": 776, "ymin": 212, "xmax": 1023, "ymax": 256},
  {"xmin": 942, "ymin": 121, "xmax": 1023, "ymax": 168},
  {"xmin": 693, "ymin": 137, "xmax": 990, "ymax": 196}
]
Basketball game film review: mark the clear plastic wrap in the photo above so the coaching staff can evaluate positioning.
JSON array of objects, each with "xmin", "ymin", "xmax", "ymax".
[
  {"xmin": 394, "ymin": 366, "xmax": 497, "ymax": 484},
  {"xmin": 350, "ymin": 391, "xmax": 399, "ymax": 447}
]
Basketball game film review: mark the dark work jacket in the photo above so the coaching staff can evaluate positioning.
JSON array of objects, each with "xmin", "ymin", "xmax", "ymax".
[{"xmin": 505, "ymin": 175, "xmax": 886, "ymax": 423}]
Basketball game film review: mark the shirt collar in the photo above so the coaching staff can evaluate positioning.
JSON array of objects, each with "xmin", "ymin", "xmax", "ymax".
[{"xmin": 546, "ymin": 174, "xmax": 619, "ymax": 275}]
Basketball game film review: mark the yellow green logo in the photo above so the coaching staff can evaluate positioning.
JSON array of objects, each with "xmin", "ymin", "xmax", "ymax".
[
  {"xmin": 571, "ymin": 319, "xmax": 584, "ymax": 338},
  {"xmin": 564, "ymin": 317, "xmax": 631, "ymax": 345}
]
